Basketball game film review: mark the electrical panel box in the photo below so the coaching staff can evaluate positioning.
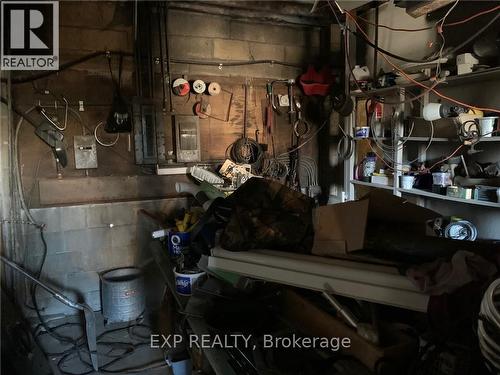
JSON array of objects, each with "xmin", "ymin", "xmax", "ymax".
[
  {"xmin": 74, "ymin": 135, "xmax": 98, "ymax": 169},
  {"xmin": 132, "ymin": 97, "xmax": 166, "ymax": 165},
  {"xmin": 175, "ymin": 115, "xmax": 201, "ymax": 162}
]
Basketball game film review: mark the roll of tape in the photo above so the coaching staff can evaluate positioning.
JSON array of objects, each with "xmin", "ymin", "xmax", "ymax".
[
  {"xmin": 192, "ymin": 80, "xmax": 206, "ymax": 94},
  {"xmin": 194, "ymin": 102, "xmax": 211, "ymax": 119},
  {"xmin": 208, "ymin": 82, "xmax": 221, "ymax": 96},
  {"xmin": 172, "ymin": 78, "xmax": 190, "ymax": 96}
]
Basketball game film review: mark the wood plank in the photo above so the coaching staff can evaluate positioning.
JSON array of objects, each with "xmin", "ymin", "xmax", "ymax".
[
  {"xmin": 280, "ymin": 289, "xmax": 418, "ymax": 372},
  {"xmin": 406, "ymin": 0, "xmax": 455, "ymax": 18}
]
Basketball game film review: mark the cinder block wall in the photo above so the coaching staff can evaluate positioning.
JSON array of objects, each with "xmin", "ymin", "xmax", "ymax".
[
  {"xmin": 23, "ymin": 198, "xmax": 188, "ymax": 317},
  {"xmin": 167, "ymin": 10, "xmax": 321, "ymax": 79}
]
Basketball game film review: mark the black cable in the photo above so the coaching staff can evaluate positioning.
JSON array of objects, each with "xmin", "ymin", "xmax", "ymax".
[
  {"xmin": 0, "ymin": 96, "xmax": 38, "ymax": 128},
  {"xmin": 347, "ymin": 10, "xmax": 500, "ymax": 64},
  {"xmin": 171, "ymin": 58, "xmax": 302, "ymax": 68},
  {"xmin": 30, "ymin": 227, "xmax": 80, "ymax": 346},
  {"xmin": 0, "ymin": 51, "xmax": 133, "ymax": 85}
]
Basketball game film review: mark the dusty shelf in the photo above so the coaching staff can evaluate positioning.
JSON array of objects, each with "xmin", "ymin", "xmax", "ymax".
[
  {"xmin": 399, "ymin": 188, "xmax": 500, "ymax": 208},
  {"xmin": 351, "ymin": 66, "xmax": 500, "ymax": 98},
  {"xmin": 350, "ymin": 179, "xmax": 393, "ymax": 191}
]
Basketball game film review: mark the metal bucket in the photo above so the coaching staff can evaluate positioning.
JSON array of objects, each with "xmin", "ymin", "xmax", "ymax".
[{"xmin": 100, "ymin": 267, "xmax": 145, "ymax": 324}]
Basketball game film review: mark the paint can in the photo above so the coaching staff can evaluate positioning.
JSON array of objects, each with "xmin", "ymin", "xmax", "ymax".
[
  {"xmin": 174, "ymin": 267, "xmax": 206, "ymax": 296},
  {"xmin": 432, "ymin": 172, "xmax": 451, "ymax": 187},
  {"xmin": 169, "ymin": 358, "xmax": 192, "ymax": 375},
  {"xmin": 355, "ymin": 126, "xmax": 370, "ymax": 138},
  {"xmin": 168, "ymin": 231, "xmax": 190, "ymax": 257}
]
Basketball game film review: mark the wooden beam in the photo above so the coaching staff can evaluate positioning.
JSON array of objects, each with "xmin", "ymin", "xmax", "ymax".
[{"xmin": 406, "ymin": 0, "xmax": 455, "ymax": 18}]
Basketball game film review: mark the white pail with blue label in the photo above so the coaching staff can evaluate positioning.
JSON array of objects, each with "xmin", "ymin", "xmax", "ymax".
[{"xmin": 174, "ymin": 268, "xmax": 206, "ymax": 296}]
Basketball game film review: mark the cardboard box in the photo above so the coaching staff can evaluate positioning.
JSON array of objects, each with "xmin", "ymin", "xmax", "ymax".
[{"xmin": 311, "ymin": 190, "xmax": 440, "ymax": 257}]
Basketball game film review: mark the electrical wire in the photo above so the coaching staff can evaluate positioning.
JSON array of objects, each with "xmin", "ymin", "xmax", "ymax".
[
  {"xmin": 341, "ymin": 7, "xmax": 500, "ymax": 114},
  {"xmin": 1, "ymin": 51, "xmax": 133, "ymax": 85},
  {"xmin": 94, "ymin": 122, "xmax": 120, "ymax": 147},
  {"xmin": 343, "ymin": 7, "xmax": 500, "ymax": 64},
  {"xmin": 341, "ymin": 20, "xmax": 442, "ymax": 106},
  {"xmin": 171, "ymin": 58, "xmax": 302, "ymax": 68},
  {"xmin": 478, "ymin": 278, "xmax": 500, "ymax": 372},
  {"xmin": 276, "ymin": 118, "xmax": 328, "ymax": 158},
  {"xmin": 434, "ymin": 0, "xmax": 460, "ymax": 79},
  {"xmin": 336, "ymin": 121, "xmax": 355, "ymax": 160},
  {"xmin": 35, "ymin": 320, "xmax": 168, "ymax": 375},
  {"xmin": 352, "ymin": 4, "xmax": 500, "ymax": 32}
]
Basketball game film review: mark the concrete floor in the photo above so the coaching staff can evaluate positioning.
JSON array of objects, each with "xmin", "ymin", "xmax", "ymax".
[{"xmin": 35, "ymin": 313, "xmax": 170, "ymax": 375}]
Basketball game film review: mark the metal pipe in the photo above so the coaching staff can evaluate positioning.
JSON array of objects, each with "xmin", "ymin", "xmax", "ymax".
[
  {"xmin": 321, "ymin": 291, "xmax": 358, "ymax": 328},
  {"xmin": 0, "ymin": 256, "xmax": 99, "ymax": 371}
]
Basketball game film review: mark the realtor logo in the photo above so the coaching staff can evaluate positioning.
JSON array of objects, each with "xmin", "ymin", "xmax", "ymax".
[{"xmin": 1, "ymin": 1, "xmax": 59, "ymax": 70}]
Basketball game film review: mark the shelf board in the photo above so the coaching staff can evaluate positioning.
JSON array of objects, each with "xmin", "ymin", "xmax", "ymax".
[
  {"xmin": 350, "ymin": 66, "xmax": 500, "ymax": 98},
  {"xmin": 403, "ymin": 137, "xmax": 452, "ymax": 142},
  {"xmin": 402, "ymin": 136, "xmax": 500, "ymax": 143},
  {"xmin": 399, "ymin": 188, "xmax": 500, "ymax": 208},
  {"xmin": 353, "ymin": 137, "xmax": 391, "ymax": 141},
  {"xmin": 350, "ymin": 179, "xmax": 393, "ymax": 191}
]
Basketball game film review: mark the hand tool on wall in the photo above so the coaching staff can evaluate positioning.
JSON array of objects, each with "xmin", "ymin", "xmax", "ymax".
[
  {"xmin": 265, "ymin": 82, "xmax": 275, "ymax": 155},
  {"xmin": 270, "ymin": 79, "xmax": 296, "ymax": 124},
  {"xmin": 0, "ymin": 256, "xmax": 99, "ymax": 371},
  {"xmin": 34, "ymin": 122, "xmax": 68, "ymax": 168}
]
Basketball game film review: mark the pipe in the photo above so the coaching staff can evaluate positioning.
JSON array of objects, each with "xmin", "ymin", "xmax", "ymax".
[
  {"xmin": 321, "ymin": 291, "xmax": 359, "ymax": 328},
  {"xmin": 0, "ymin": 256, "xmax": 99, "ymax": 371},
  {"xmin": 175, "ymin": 182, "xmax": 213, "ymax": 210}
]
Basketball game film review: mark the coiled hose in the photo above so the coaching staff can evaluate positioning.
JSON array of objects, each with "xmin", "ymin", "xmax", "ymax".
[{"xmin": 478, "ymin": 278, "xmax": 500, "ymax": 372}]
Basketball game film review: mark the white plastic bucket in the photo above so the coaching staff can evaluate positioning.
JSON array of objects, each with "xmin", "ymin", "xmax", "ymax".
[
  {"xmin": 476, "ymin": 117, "xmax": 499, "ymax": 137},
  {"xmin": 400, "ymin": 175, "xmax": 415, "ymax": 189},
  {"xmin": 174, "ymin": 268, "xmax": 206, "ymax": 296}
]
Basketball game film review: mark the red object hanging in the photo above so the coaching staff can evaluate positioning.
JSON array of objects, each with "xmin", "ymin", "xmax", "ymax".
[{"xmin": 299, "ymin": 65, "xmax": 334, "ymax": 96}]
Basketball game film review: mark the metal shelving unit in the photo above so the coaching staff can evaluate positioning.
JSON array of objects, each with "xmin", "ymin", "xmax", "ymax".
[
  {"xmin": 343, "ymin": 41, "xmax": 500, "ymax": 208},
  {"xmin": 350, "ymin": 179, "xmax": 393, "ymax": 191},
  {"xmin": 351, "ymin": 67, "xmax": 500, "ymax": 98},
  {"xmin": 398, "ymin": 188, "xmax": 500, "ymax": 208}
]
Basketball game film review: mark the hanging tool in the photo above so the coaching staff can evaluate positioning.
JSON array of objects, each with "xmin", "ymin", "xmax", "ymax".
[
  {"xmin": 0, "ymin": 256, "xmax": 99, "ymax": 371},
  {"xmin": 293, "ymin": 100, "xmax": 310, "ymax": 138},
  {"xmin": 270, "ymin": 79, "xmax": 296, "ymax": 124},
  {"xmin": 228, "ymin": 81, "xmax": 263, "ymax": 165},
  {"xmin": 35, "ymin": 122, "xmax": 68, "ymax": 168},
  {"xmin": 265, "ymin": 83, "xmax": 274, "ymax": 134},
  {"xmin": 36, "ymin": 96, "xmax": 69, "ymax": 131}
]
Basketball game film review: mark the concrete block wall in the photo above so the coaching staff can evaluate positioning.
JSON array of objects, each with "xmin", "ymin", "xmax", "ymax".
[
  {"xmin": 168, "ymin": 10, "xmax": 322, "ymax": 79},
  {"xmin": 23, "ymin": 197, "xmax": 188, "ymax": 317}
]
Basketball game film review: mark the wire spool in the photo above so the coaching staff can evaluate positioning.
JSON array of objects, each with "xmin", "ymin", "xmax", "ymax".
[
  {"xmin": 192, "ymin": 79, "xmax": 206, "ymax": 94},
  {"xmin": 478, "ymin": 278, "xmax": 500, "ymax": 372},
  {"xmin": 194, "ymin": 101, "xmax": 211, "ymax": 119},
  {"xmin": 228, "ymin": 137, "xmax": 263, "ymax": 166},
  {"xmin": 208, "ymin": 82, "xmax": 221, "ymax": 96},
  {"xmin": 444, "ymin": 220, "xmax": 478, "ymax": 241},
  {"xmin": 172, "ymin": 78, "xmax": 190, "ymax": 96}
]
